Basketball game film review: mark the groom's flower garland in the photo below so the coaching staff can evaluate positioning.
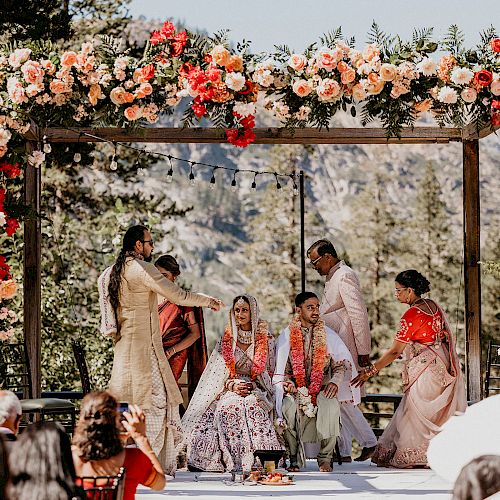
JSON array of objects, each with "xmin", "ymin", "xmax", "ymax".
[
  {"xmin": 221, "ymin": 319, "xmax": 269, "ymax": 380},
  {"xmin": 288, "ymin": 315, "xmax": 328, "ymax": 404}
]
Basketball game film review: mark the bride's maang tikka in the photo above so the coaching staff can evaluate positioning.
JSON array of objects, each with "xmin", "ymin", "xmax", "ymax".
[{"xmin": 235, "ymin": 297, "xmax": 247, "ymax": 307}]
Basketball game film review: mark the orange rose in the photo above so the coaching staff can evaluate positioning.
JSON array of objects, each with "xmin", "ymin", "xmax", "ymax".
[
  {"xmin": 134, "ymin": 82, "xmax": 153, "ymax": 99},
  {"xmin": 0, "ymin": 279, "xmax": 17, "ymax": 300},
  {"xmin": 341, "ymin": 68, "xmax": 356, "ymax": 84},
  {"xmin": 49, "ymin": 79, "xmax": 70, "ymax": 94},
  {"xmin": 367, "ymin": 72, "xmax": 379, "ymax": 84},
  {"xmin": 110, "ymin": 86, "xmax": 128, "ymax": 105},
  {"xmin": 289, "ymin": 54, "xmax": 308, "ymax": 72},
  {"xmin": 88, "ymin": 84, "xmax": 102, "ymax": 106},
  {"xmin": 211, "ymin": 45, "xmax": 231, "ymax": 67},
  {"xmin": 226, "ymin": 55, "xmax": 243, "ymax": 72},
  {"xmin": 337, "ymin": 61, "xmax": 349, "ymax": 73},
  {"xmin": 124, "ymin": 105, "xmax": 143, "ymax": 121},
  {"xmin": 474, "ymin": 69, "xmax": 493, "ymax": 87},
  {"xmin": 61, "ymin": 51, "xmax": 77, "ymax": 67},
  {"xmin": 292, "ymin": 79, "xmax": 313, "ymax": 97},
  {"xmin": 379, "ymin": 63, "xmax": 397, "ymax": 82}
]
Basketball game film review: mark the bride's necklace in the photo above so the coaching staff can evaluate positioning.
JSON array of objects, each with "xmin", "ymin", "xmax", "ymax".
[{"xmin": 237, "ymin": 327, "xmax": 253, "ymax": 345}]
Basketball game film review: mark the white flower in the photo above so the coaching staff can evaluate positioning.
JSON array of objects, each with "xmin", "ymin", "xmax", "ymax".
[
  {"xmin": 461, "ymin": 87, "xmax": 477, "ymax": 103},
  {"xmin": 0, "ymin": 128, "xmax": 11, "ymax": 147},
  {"xmin": 225, "ymin": 72, "xmax": 246, "ymax": 92},
  {"xmin": 295, "ymin": 105, "xmax": 311, "ymax": 121},
  {"xmin": 8, "ymin": 48, "xmax": 31, "ymax": 69},
  {"xmin": 416, "ymin": 57, "xmax": 437, "ymax": 76},
  {"xmin": 450, "ymin": 67, "xmax": 474, "ymax": 85},
  {"xmin": 0, "ymin": 212, "xmax": 6, "ymax": 227},
  {"xmin": 233, "ymin": 102, "xmax": 256, "ymax": 117},
  {"xmin": 437, "ymin": 86, "xmax": 458, "ymax": 104},
  {"xmin": 297, "ymin": 386, "xmax": 309, "ymax": 397},
  {"xmin": 28, "ymin": 150, "xmax": 46, "ymax": 167}
]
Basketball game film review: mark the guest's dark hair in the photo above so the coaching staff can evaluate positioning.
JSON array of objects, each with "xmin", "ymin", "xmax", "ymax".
[
  {"xmin": 6, "ymin": 422, "xmax": 81, "ymax": 500},
  {"xmin": 295, "ymin": 291, "xmax": 318, "ymax": 307},
  {"xmin": 233, "ymin": 296, "xmax": 250, "ymax": 308},
  {"xmin": 108, "ymin": 225, "xmax": 148, "ymax": 325},
  {"xmin": 72, "ymin": 391, "xmax": 123, "ymax": 462},
  {"xmin": 452, "ymin": 455, "xmax": 500, "ymax": 500},
  {"xmin": 155, "ymin": 255, "xmax": 180, "ymax": 276},
  {"xmin": 0, "ymin": 435, "xmax": 9, "ymax": 499},
  {"xmin": 395, "ymin": 270, "xmax": 431, "ymax": 296},
  {"xmin": 307, "ymin": 239, "xmax": 338, "ymax": 259}
]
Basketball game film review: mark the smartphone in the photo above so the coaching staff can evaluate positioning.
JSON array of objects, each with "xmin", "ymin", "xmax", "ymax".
[{"xmin": 118, "ymin": 401, "xmax": 129, "ymax": 420}]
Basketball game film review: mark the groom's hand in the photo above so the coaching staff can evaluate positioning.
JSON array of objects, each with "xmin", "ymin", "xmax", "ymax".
[
  {"xmin": 358, "ymin": 354, "xmax": 371, "ymax": 368},
  {"xmin": 323, "ymin": 383, "xmax": 338, "ymax": 399}
]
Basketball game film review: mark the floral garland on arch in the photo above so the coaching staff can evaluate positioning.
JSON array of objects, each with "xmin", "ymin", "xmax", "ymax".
[
  {"xmin": 221, "ymin": 319, "xmax": 269, "ymax": 380},
  {"xmin": 288, "ymin": 314, "xmax": 328, "ymax": 405}
]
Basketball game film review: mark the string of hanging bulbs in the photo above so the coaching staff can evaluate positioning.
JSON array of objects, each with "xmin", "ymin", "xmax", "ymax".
[{"xmin": 40, "ymin": 127, "xmax": 300, "ymax": 195}]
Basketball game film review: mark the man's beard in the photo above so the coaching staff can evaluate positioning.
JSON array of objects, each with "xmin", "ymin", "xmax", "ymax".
[
  {"xmin": 309, "ymin": 316, "xmax": 319, "ymax": 325},
  {"xmin": 144, "ymin": 254, "xmax": 152, "ymax": 263}
]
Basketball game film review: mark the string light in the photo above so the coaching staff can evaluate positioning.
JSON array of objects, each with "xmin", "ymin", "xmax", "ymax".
[
  {"xmin": 109, "ymin": 143, "xmax": 118, "ymax": 171},
  {"xmin": 42, "ymin": 135, "xmax": 51, "ymax": 154},
  {"xmin": 230, "ymin": 170, "xmax": 239, "ymax": 192},
  {"xmin": 188, "ymin": 162, "xmax": 196, "ymax": 186},
  {"xmin": 275, "ymin": 173, "xmax": 282, "ymax": 191},
  {"xmin": 73, "ymin": 133, "xmax": 82, "ymax": 164},
  {"xmin": 134, "ymin": 151, "xmax": 142, "ymax": 169},
  {"xmin": 251, "ymin": 172, "xmax": 258, "ymax": 190},
  {"xmin": 209, "ymin": 167, "xmax": 218, "ymax": 190},
  {"xmin": 292, "ymin": 178, "xmax": 299, "ymax": 196},
  {"xmin": 166, "ymin": 155, "xmax": 174, "ymax": 183}
]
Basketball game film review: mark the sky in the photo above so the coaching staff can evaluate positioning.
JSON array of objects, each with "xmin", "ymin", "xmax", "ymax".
[{"xmin": 128, "ymin": 0, "xmax": 500, "ymax": 53}]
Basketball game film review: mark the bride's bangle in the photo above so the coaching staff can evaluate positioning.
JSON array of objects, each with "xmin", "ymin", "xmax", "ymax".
[{"xmin": 365, "ymin": 364, "xmax": 379, "ymax": 377}]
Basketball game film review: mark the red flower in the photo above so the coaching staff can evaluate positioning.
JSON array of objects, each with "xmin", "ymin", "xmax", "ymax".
[
  {"xmin": 492, "ymin": 99, "xmax": 500, "ymax": 111},
  {"xmin": 149, "ymin": 30, "xmax": 166, "ymax": 45},
  {"xmin": 141, "ymin": 64, "xmax": 155, "ymax": 81},
  {"xmin": 0, "ymin": 162, "xmax": 21, "ymax": 178},
  {"xmin": 170, "ymin": 42, "xmax": 184, "ymax": 58},
  {"xmin": 0, "ymin": 257, "xmax": 11, "ymax": 281},
  {"xmin": 492, "ymin": 112, "xmax": 500, "ymax": 127},
  {"xmin": 0, "ymin": 188, "xmax": 5, "ymax": 212},
  {"xmin": 474, "ymin": 69, "xmax": 493, "ymax": 87},
  {"xmin": 5, "ymin": 218, "xmax": 19, "ymax": 237},
  {"xmin": 491, "ymin": 38, "xmax": 500, "ymax": 53},
  {"xmin": 238, "ymin": 80, "xmax": 255, "ymax": 95},
  {"xmin": 174, "ymin": 31, "xmax": 188, "ymax": 44},
  {"xmin": 204, "ymin": 54, "xmax": 213, "ymax": 64},
  {"xmin": 161, "ymin": 21, "xmax": 176, "ymax": 39},
  {"xmin": 226, "ymin": 127, "xmax": 256, "ymax": 147},
  {"xmin": 205, "ymin": 65, "xmax": 221, "ymax": 82},
  {"xmin": 239, "ymin": 115, "xmax": 256, "ymax": 129},
  {"xmin": 179, "ymin": 62, "xmax": 193, "ymax": 77},
  {"xmin": 192, "ymin": 99, "xmax": 207, "ymax": 118}
]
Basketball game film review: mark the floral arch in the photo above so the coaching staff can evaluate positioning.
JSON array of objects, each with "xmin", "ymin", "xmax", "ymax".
[{"xmin": 0, "ymin": 21, "xmax": 498, "ymax": 399}]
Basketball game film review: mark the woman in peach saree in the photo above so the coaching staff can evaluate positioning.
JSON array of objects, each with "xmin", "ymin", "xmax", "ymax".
[{"xmin": 352, "ymin": 269, "xmax": 466, "ymax": 468}]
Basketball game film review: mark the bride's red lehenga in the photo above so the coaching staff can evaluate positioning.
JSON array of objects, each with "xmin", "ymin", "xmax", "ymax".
[{"xmin": 372, "ymin": 301, "xmax": 467, "ymax": 468}]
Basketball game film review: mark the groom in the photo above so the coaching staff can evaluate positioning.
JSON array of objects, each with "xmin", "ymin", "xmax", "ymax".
[{"xmin": 273, "ymin": 292, "xmax": 361, "ymax": 472}]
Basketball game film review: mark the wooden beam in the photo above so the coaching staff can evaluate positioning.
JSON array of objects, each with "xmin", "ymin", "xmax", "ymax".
[
  {"xmin": 38, "ymin": 126, "xmax": 463, "ymax": 145},
  {"xmin": 24, "ymin": 141, "xmax": 42, "ymax": 399},
  {"xmin": 462, "ymin": 122, "xmax": 498, "ymax": 141},
  {"xmin": 463, "ymin": 139, "xmax": 482, "ymax": 402}
]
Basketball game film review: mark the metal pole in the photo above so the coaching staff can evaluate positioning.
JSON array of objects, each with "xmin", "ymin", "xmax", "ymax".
[{"xmin": 299, "ymin": 170, "xmax": 305, "ymax": 293}]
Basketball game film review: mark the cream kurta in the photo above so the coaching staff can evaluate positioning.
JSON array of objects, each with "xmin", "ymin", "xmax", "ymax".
[
  {"xmin": 319, "ymin": 261, "xmax": 371, "ymax": 371},
  {"xmin": 107, "ymin": 257, "xmax": 212, "ymax": 410}
]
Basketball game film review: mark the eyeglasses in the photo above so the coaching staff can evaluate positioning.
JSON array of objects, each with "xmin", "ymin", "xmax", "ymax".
[
  {"xmin": 309, "ymin": 254, "xmax": 324, "ymax": 267},
  {"xmin": 394, "ymin": 287, "xmax": 407, "ymax": 295},
  {"xmin": 141, "ymin": 239, "xmax": 154, "ymax": 246}
]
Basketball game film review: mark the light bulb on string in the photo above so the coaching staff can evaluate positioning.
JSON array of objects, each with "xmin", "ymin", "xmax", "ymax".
[
  {"xmin": 209, "ymin": 167, "xmax": 217, "ymax": 190},
  {"xmin": 292, "ymin": 181, "xmax": 299, "ymax": 196},
  {"xmin": 109, "ymin": 143, "xmax": 118, "ymax": 171},
  {"xmin": 275, "ymin": 173, "xmax": 282, "ymax": 192},
  {"xmin": 166, "ymin": 155, "xmax": 174, "ymax": 183},
  {"xmin": 251, "ymin": 172, "xmax": 258, "ymax": 190},
  {"xmin": 189, "ymin": 162, "xmax": 196, "ymax": 186},
  {"xmin": 230, "ymin": 170, "xmax": 238, "ymax": 192},
  {"xmin": 73, "ymin": 133, "xmax": 82, "ymax": 164}
]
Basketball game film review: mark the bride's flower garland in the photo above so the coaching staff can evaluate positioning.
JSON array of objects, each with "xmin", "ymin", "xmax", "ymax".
[
  {"xmin": 221, "ymin": 319, "xmax": 269, "ymax": 380},
  {"xmin": 289, "ymin": 314, "xmax": 328, "ymax": 404}
]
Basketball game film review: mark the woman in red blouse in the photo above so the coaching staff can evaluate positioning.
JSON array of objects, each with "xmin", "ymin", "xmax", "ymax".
[
  {"xmin": 72, "ymin": 391, "xmax": 166, "ymax": 500},
  {"xmin": 352, "ymin": 269, "xmax": 466, "ymax": 468}
]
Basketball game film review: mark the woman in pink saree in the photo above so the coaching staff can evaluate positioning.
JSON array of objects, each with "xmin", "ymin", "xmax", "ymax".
[{"xmin": 352, "ymin": 269, "xmax": 466, "ymax": 468}]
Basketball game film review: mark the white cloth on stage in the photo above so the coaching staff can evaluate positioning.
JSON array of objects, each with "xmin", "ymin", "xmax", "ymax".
[{"xmin": 338, "ymin": 402, "xmax": 377, "ymax": 456}]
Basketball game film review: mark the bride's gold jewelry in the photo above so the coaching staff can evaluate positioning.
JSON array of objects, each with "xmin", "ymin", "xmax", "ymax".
[
  {"xmin": 237, "ymin": 327, "xmax": 253, "ymax": 345},
  {"xmin": 235, "ymin": 297, "xmax": 247, "ymax": 307}
]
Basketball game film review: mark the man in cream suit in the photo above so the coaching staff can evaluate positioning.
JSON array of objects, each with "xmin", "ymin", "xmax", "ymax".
[{"xmin": 307, "ymin": 239, "xmax": 377, "ymax": 462}]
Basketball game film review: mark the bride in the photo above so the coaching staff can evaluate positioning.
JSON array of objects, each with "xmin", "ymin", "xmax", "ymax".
[{"xmin": 182, "ymin": 295, "xmax": 282, "ymax": 472}]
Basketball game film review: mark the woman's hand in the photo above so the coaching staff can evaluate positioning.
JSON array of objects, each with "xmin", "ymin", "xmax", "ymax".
[
  {"xmin": 209, "ymin": 298, "xmax": 224, "ymax": 311},
  {"xmin": 166, "ymin": 347, "xmax": 176, "ymax": 359},
  {"xmin": 121, "ymin": 404, "xmax": 147, "ymax": 440},
  {"xmin": 351, "ymin": 371, "xmax": 370, "ymax": 388},
  {"xmin": 283, "ymin": 380, "xmax": 297, "ymax": 394},
  {"xmin": 233, "ymin": 381, "xmax": 253, "ymax": 397}
]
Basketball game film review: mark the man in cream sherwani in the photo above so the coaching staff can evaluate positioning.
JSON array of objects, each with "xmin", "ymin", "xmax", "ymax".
[{"xmin": 307, "ymin": 239, "xmax": 377, "ymax": 462}]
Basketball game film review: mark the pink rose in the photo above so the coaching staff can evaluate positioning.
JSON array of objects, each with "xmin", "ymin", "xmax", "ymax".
[
  {"xmin": 21, "ymin": 60, "xmax": 44, "ymax": 84},
  {"xmin": 134, "ymin": 82, "xmax": 153, "ymax": 99},
  {"xmin": 41, "ymin": 59, "xmax": 56, "ymax": 75},
  {"xmin": 379, "ymin": 63, "xmax": 397, "ymax": 82},
  {"xmin": 88, "ymin": 84, "xmax": 103, "ymax": 106},
  {"xmin": 288, "ymin": 54, "xmax": 308, "ymax": 72},
  {"xmin": 340, "ymin": 68, "xmax": 356, "ymax": 84},
  {"xmin": 316, "ymin": 78, "xmax": 341, "ymax": 102},
  {"xmin": 362, "ymin": 43, "xmax": 380, "ymax": 62},
  {"xmin": 25, "ymin": 83, "xmax": 44, "ymax": 97},
  {"xmin": 6, "ymin": 77, "xmax": 28, "ymax": 104},
  {"xmin": 0, "ymin": 279, "xmax": 17, "ymax": 300},
  {"xmin": 124, "ymin": 105, "xmax": 143, "ymax": 121},
  {"xmin": 61, "ymin": 51, "xmax": 77, "ymax": 67},
  {"xmin": 8, "ymin": 48, "xmax": 31, "ymax": 69},
  {"xmin": 292, "ymin": 79, "xmax": 313, "ymax": 97},
  {"xmin": 366, "ymin": 80, "xmax": 385, "ymax": 95},
  {"xmin": 316, "ymin": 48, "xmax": 338, "ymax": 71},
  {"xmin": 460, "ymin": 88, "xmax": 477, "ymax": 103},
  {"xmin": 490, "ymin": 80, "xmax": 500, "ymax": 96},
  {"xmin": 351, "ymin": 83, "xmax": 367, "ymax": 101},
  {"xmin": 110, "ymin": 86, "xmax": 129, "ymax": 105}
]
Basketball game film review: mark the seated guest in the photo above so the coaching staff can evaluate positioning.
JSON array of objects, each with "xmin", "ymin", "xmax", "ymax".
[
  {"xmin": 452, "ymin": 455, "xmax": 500, "ymax": 500},
  {"xmin": 0, "ymin": 390, "xmax": 22, "ymax": 446},
  {"xmin": 182, "ymin": 295, "xmax": 282, "ymax": 472},
  {"xmin": 6, "ymin": 422, "xmax": 83, "ymax": 500},
  {"xmin": 155, "ymin": 255, "xmax": 208, "ymax": 399},
  {"xmin": 352, "ymin": 270, "xmax": 467, "ymax": 468},
  {"xmin": 273, "ymin": 292, "xmax": 361, "ymax": 472},
  {"xmin": 72, "ymin": 391, "xmax": 165, "ymax": 500}
]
